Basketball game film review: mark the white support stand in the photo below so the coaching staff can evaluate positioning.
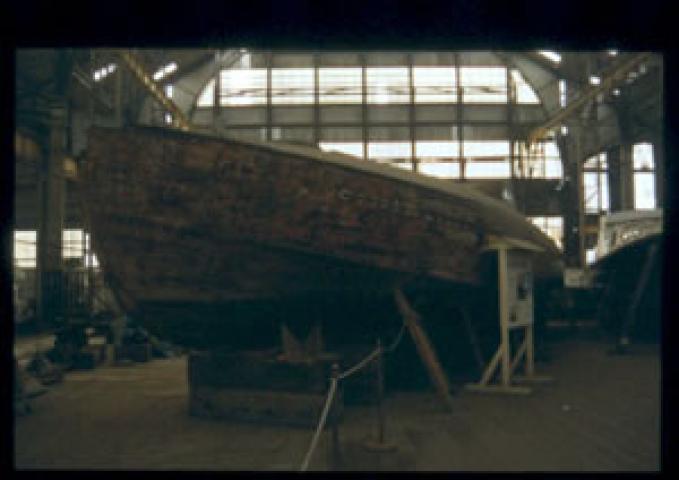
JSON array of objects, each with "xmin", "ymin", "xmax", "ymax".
[{"xmin": 465, "ymin": 239, "xmax": 553, "ymax": 395}]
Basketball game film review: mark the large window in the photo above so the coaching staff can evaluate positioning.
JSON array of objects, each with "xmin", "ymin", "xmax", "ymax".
[
  {"xmin": 220, "ymin": 69, "xmax": 267, "ymax": 106},
  {"xmin": 584, "ymin": 152, "xmax": 609, "ymax": 214},
  {"xmin": 318, "ymin": 68, "xmax": 362, "ymax": 104},
  {"xmin": 271, "ymin": 68, "xmax": 315, "ymax": 105},
  {"xmin": 417, "ymin": 162, "xmax": 460, "ymax": 178},
  {"xmin": 318, "ymin": 142, "xmax": 364, "ymax": 158},
  {"xmin": 12, "ymin": 229, "xmax": 99, "ymax": 269},
  {"xmin": 366, "ymin": 68, "xmax": 410, "ymax": 104},
  {"xmin": 529, "ymin": 216, "xmax": 563, "ymax": 249},
  {"xmin": 464, "ymin": 141, "xmax": 511, "ymax": 178},
  {"xmin": 513, "ymin": 141, "xmax": 563, "ymax": 179},
  {"xmin": 415, "ymin": 140, "xmax": 460, "ymax": 179},
  {"xmin": 367, "ymin": 141, "xmax": 413, "ymax": 170},
  {"xmin": 413, "ymin": 67, "xmax": 456, "ymax": 103},
  {"xmin": 633, "ymin": 143, "xmax": 656, "ymax": 210},
  {"xmin": 63, "ymin": 229, "xmax": 85, "ymax": 259},
  {"xmin": 14, "ymin": 230, "xmax": 36, "ymax": 268},
  {"xmin": 459, "ymin": 67, "xmax": 507, "ymax": 103},
  {"xmin": 197, "ymin": 59, "xmax": 547, "ymax": 108}
]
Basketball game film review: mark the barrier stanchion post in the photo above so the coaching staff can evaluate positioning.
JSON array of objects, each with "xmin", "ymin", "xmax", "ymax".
[
  {"xmin": 330, "ymin": 362, "xmax": 341, "ymax": 469},
  {"xmin": 376, "ymin": 338, "xmax": 386, "ymax": 444},
  {"xmin": 363, "ymin": 338, "xmax": 397, "ymax": 452}
]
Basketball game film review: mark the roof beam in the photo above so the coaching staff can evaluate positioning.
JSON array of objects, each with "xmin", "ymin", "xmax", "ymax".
[
  {"xmin": 527, "ymin": 53, "xmax": 652, "ymax": 144},
  {"xmin": 117, "ymin": 50, "xmax": 192, "ymax": 131}
]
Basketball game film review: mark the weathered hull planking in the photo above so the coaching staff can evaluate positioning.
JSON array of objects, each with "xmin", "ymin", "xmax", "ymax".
[{"xmin": 80, "ymin": 126, "xmax": 560, "ymax": 347}]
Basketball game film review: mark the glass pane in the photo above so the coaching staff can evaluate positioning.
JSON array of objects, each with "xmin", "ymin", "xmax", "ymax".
[
  {"xmin": 197, "ymin": 78, "xmax": 215, "ymax": 107},
  {"xmin": 599, "ymin": 152, "xmax": 608, "ymax": 170},
  {"xmin": 63, "ymin": 229, "xmax": 84, "ymax": 258},
  {"xmin": 318, "ymin": 142, "xmax": 364, "ymax": 158},
  {"xmin": 583, "ymin": 155, "xmax": 598, "ymax": 169},
  {"xmin": 600, "ymin": 172, "xmax": 610, "ymax": 212},
  {"xmin": 367, "ymin": 142, "xmax": 412, "ymax": 159},
  {"xmin": 14, "ymin": 230, "xmax": 37, "ymax": 268},
  {"xmin": 529, "ymin": 217, "xmax": 563, "ymax": 249},
  {"xmin": 634, "ymin": 172, "xmax": 656, "ymax": 210},
  {"xmin": 510, "ymin": 69, "xmax": 539, "ymax": 104},
  {"xmin": 584, "ymin": 172, "xmax": 600, "ymax": 213},
  {"xmin": 271, "ymin": 68, "xmax": 315, "ymax": 105},
  {"xmin": 586, "ymin": 248, "xmax": 597, "ymax": 265},
  {"xmin": 220, "ymin": 69, "xmax": 267, "ymax": 106},
  {"xmin": 459, "ymin": 67, "xmax": 507, "ymax": 103},
  {"xmin": 465, "ymin": 160, "xmax": 511, "ymax": 178},
  {"xmin": 413, "ymin": 67, "xmax": 456, "ymax": 103},
  {"xmin": 633, "ymin": 142, "xmax": 655, "ymax": 171},
  {"xmin": 415, "ymin": 141, "xmax": 459, "ymax": 158},
  {"xmin": 388, "ymin": 162, "xmax": 414, "ymax": 171},
  {"xmin": 318, "ymin": 68, "xmax": 362, "ymax": 104},
  {"xmin": 366, "ymin": 67, "xmax": 410, "ymax": 104},
  {"xmin": 418, "ymin": 161, "xmax": 460, "ymax": 178},
  {"xmin": 545, "ymin": 159, "xmax": 563, "ymax": 179},
  {"xmin": 463, "ymin": 141, "xmax": 510, "ymax": 157}
]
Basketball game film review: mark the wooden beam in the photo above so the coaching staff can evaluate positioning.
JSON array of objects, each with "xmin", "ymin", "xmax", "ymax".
[
  {"xmin": 528, "ymin": 53, "xmax": 652, "ymax": 144},
  {"xmin": 393, "ymin": 287, "xmax": 455, "ymax": 412}
]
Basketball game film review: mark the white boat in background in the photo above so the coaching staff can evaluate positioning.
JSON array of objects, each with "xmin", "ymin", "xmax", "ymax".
[{"xmin": 594, "ymin": 209, "xmax": 662, "ymax": 263}]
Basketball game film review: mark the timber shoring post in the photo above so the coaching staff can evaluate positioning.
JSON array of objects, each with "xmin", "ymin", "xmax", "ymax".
[{"xmin": 393, "ymin": 287, "xmax": 455, "ymax": 413}]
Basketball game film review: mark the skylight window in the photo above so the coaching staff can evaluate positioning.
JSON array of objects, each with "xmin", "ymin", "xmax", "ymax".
[
  {"xmin": 92, "ymin": 64, "xmax": 116, "ymax": 82},
  {"xmin": 271, "ymin": 68, "xmax": 315, "ymax": 104},
  {"xmin": 589, "ymin": 75, "xmax": 601, "ymax": 86},
  {"xmin": 153, "ymin": 62, "xmax": 178, "ymax": 81},
  {"xmin": 220, "ymin": 69, "xmax": 267, "ymax": 106},
  {"xmin": 412, "ymin": 67, "xmax": 456, "ymax": 103},
  {"xmin": 319, "ymin": 68, "xmax": 362, "ymax": 104},
  {"xmin": 366, "ymin": 68, "xmax": 410, "ymax": 104},
  {"xmin": 459, "ymin": 67, "xmax": 507, "ymax": 103},
  {"xmin": 165, "ymin": 84, "xmax": 173, "ymax": 99},
  {"xmin": 538, "ymin": 51, "xmax": 562, "ymax": 63}
]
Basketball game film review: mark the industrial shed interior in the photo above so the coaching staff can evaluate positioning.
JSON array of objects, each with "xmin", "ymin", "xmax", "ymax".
[{"xmin": 13, "ymin": 48, "xmax": 662, "ymax": 471}]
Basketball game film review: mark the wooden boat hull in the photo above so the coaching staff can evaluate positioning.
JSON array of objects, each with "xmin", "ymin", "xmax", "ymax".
[{"xmin": 80, "ymin": 126, "xmax": 560, "ymax": 348}]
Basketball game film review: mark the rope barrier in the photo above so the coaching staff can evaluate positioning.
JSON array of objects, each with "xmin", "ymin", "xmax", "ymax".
[
  {"xmin": 299, "ymin": 320, "xmax": 408, "ymax": 470},
  {"xmin": 385, "ymin": 324, "xmax": 407, "ymax": 354},
  {"xmin": 337, "ymin": 348, "xmax": 380, "ymax": 380},
  {"xmin": 299, "ymin": 377, "xmax": 339, "ymax": 471}
]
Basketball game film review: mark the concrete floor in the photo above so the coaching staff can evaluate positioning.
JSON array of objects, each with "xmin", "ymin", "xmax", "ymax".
[{"xmin": 14, "ymin": 335, "xmax": 660, "ymax": 471}]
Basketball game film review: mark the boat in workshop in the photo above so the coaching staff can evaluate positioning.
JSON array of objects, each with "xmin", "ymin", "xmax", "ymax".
[
  {"xmin": 591, "ymin": 210, "xmax": 662, "ymax": 342},
  {"xmin": 79, "ymin": 126, "xmax": 561, "ymax": 350}
]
